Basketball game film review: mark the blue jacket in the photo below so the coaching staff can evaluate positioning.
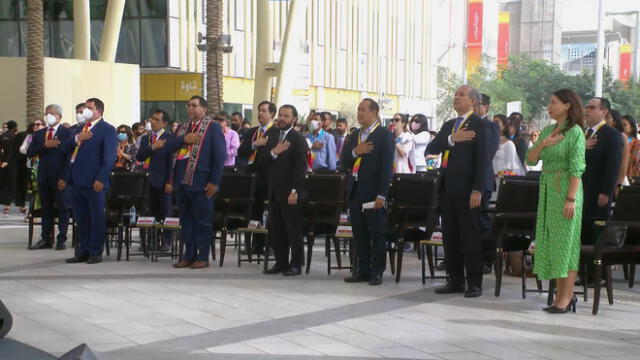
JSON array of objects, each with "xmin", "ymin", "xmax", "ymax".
[
  {"xmin": 136, "ymin": 131, "xmax": 176, "ymax": 189},
  {"xmin": 64, "ymin": 119, "xmax": 118, "ymax": 188},
  {"xmin": 172, "ymin": 120, "xmax": 226, "ymax": 191},
  {"xmin": 27, "ymin": 125, "xmax": 73, "ymax": 187}
]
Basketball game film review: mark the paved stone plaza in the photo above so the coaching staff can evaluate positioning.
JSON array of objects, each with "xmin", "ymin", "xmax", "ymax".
[{"xmin": 1, "ymin": 211, "xmax": 640, "ymax": 360}]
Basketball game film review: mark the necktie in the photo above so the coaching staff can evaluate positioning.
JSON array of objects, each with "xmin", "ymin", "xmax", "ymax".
[
  {"xmin": 279, "ymin": 130, "xmax": 286, "ymax": 143},
  {"xmin": 585, "ymin": 128, "xmax": 594, "ymax": 139},
  {"xmin": 453, "ymin": 117, "xmax": 464, "ymax": 132},
  {"xmin": 47, "ymin": 128, "xmax": 54, "ymax": 140},
  {"xmin": 151, "ymin": 133, "xmax": 157, "ymax": 144},
  {"xmin": 336, "ymin": 136, "xmax": 344, "ymax": 155}
]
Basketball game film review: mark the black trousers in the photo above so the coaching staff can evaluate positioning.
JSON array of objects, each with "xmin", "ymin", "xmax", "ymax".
[
  {"xmin": 268, "ymin": 199, "xmax": 304, "ymax": 269},
  {"xmin": 149, "ymin": 186, "xmax": 171, "ymax": 246},
  {"xmin": 440, "ymin": 191, "xmax": 484, "ymax": 288},
  {"xmin": 38, "ymin": 181, "xmax": 69, "ymax": 243},
  {"xmin": 349, "ymin": 186, "xmax": 386, "ymax": 277}
]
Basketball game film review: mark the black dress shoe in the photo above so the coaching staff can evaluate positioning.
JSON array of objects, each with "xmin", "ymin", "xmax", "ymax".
[
  {"xmin": 55, "ymin": 241, "xmax": 66, "ymax": 250},
  {"xmin": 31, "ymin": 240, "xmax": 53, "ymax": 250},
  {"xmin": 344, "ymin": 273, "xmax": 370, "ymax": 283},
  {"xmin": 264, "ymin": 266, "xmax": 285, "ymax": 275},
  {"xmin": 464, "ymin": 286, "xmax": 483, "ymax": 298},
  {"xmin": 434, "ymin": 282, "xmax": 466, "ymax": 294},
  {"xmin": 66, "ymin": 255, "xmax": 89, "ymax": 263},
  {"xmin": 368, "ymin": 274, "xmax": 383, "ymax": 286},
  {"xmin": 86, "ymin": 255, "xmax": 102, "ymax": 264},
  {"xmin": 283, "ymin": 267, "xmax": 301, "ymax": 276}
]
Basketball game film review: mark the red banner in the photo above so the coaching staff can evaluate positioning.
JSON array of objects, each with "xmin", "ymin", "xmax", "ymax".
[
  {"xmin": 497, "ymin": 11, "xmax": 510, "ymax": 68},
  {"xmin": 620, "ymin": 43, "xmax": 632, "ymax": 82},
  {"xmin": 466, "ymin": 0, "xmax": 484, "ymax": 76}
]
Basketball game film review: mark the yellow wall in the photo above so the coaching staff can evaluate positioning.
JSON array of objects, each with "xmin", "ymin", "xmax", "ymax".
[
  {"xmin": 0, "ymin": 57, "xmax": 139, "ymax": 126},
  {"xmin": 141, "ymin": 73, "xmax": 203, "ymax": 101}
]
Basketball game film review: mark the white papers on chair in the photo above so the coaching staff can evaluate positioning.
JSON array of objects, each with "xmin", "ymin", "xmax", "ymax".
[
  {"xmin": 336, "ymin": 225, "xmax": 352, "ymax": 237},
  {"xmin": 430, "ymin": 232, "xmax": 443, "ymax": 245},
  {"xmin": 340, "ymin": 213, "xmax": 349, "ymax": 224},
  {"xmin": 164, "ymin": 217, "xmax": 180, "ymax": 226},
  {"xmin": 248, "ymin": 220, "xmax": 260, "ymax": 229},
  {"xmin": 137, "ymin": 217, "xmax": 155, "ymax": 226}
]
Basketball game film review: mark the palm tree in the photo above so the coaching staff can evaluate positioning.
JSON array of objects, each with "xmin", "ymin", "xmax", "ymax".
[
  {"xmin": 206, "ymin": 0, "xmax": 224, "ymax": 114},
  {"xmin": 26, "ymin": 0, "xmax": 44, "ymax": 126}
]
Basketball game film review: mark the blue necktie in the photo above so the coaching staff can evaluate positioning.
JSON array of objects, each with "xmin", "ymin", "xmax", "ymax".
[{"xmin": 453, "ymin": 117, "xmax": 464, "ymax": 132}]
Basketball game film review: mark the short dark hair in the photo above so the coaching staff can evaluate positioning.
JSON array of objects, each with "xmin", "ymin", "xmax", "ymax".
[
  {"xmin": 595, "ymin": 97, "xmax": 611, "ymax": 112},
  {"xmin": 86, "ymin": 98, "xmax": 105, "ymax": 115},
  {"xmin": 508, "ymin": 112, "xmax": 523, "ymax": 121},
  {"xmin": 215, "ymin": 111, "xmax": 230, "ymax": 121},
  {"xmin": 153, "ymin": 109, "xmax": 170, "ymax": 123},
  {"xmin": 6, "ymin": 120, "xmax": 17, "ymax": 130},
  {"xmin": 362, "ymin": 98, "xmax": 379, "ymax": 114},
  {"xmin": 231, "ymin": 111, "xmax": 243, "ymax": 119},
  {"xmin": 75, "ymin": 103, "xmax": 85, "ymax": 111},
  {"xmin": 258, "ymin": 100, "xmax": 277, "ymax": 116},
  {"xmin": 279, "ymin": 104, "xmax": 298, "ymax": 119},
  {"xmin": 132, "ymin": 122, "xmax": 143, "ymax": 131},
  {"xmin": 189, "ymin": 95, "xmax": 208, "ymax": 109},
  {"xmin": 336, "ymin": 118, "xmax": 348, "ymax": 126},
  {"xmin": 320, "ymin": 111, "xmax": 333, "ymax": 122},
  {"xmin": 481, "ymin": 93, "xmax": 490, "ymax": 106}
]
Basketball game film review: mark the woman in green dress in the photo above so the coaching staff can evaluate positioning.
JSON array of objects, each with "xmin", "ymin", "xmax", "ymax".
[{"xmin": 526, "ymin": 89, "xmax": 586, "ymax": 313}]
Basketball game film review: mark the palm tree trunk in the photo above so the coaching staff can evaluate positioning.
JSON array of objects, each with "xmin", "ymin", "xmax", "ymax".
[
  {"xmin": 26, "ymin": 0, "xmax": 44, "ymax": 126},
  {"xmin": 206, "ymin": 0, "xmax": 224, "ymax": 114}
]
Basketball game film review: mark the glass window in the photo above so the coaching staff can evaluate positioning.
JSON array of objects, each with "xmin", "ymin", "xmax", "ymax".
[
  {"xmin": 89, "ymin": 0, "xmax": 107, "ymax": 20},
  {"xmin": 140, "ymin": 18, "xmax": 166, "ymax": 67},
  {"xmin": 141, "ymin": 101, "xmax": 175, "ymax": 123},
  {"xmin": 50, "ymin": 19, "xmax": 74, "ymax": 58},
  {"xmin": 139, "ymin": 0, "xmax": 167, "ymax": 17},
  {"xmin": 50, "ymin": 0, "xmax": 73, "ymax": 20},
  {"xmin": 90, "ymin": 20, "xmax": 105, "ymax": 60},
  {"xmin": 116, "ymin": 18, "xmax": 140, "ymax": 64},
  {"xmin": 0, "ymin": 0, "xmax": 19, "ymax": 20},
  {"xmin": 0, "ymin": 21, "xmax": 20, "ymax": 56},
  {"xmin": 123, "ymin": 0, "xmax": 140, "ymax": 17}
]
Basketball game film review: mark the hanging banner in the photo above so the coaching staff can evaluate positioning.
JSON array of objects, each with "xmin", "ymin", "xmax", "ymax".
[
  {"xmin": 466, "ymin": 0, "xmax": 484, "ymax": 76},
  {"xmin": 497, "ymin": 11, "xmax": 510, "ymax": 69},
  {"xmin": 620, "ymin": 43, "xmax": 632, "ymax": 83}
]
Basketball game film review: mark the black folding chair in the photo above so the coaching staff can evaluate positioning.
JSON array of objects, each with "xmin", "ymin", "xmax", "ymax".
[
  {"xmin": 213, "ymin": 172, "xmax": 256, "ymax": 266},
  {"xmin": 492, "ymin": 176, "xmax": 540, "ymax": 298},
  {"xmin": 387, "ymin": 173, "xmax": 440, "ymax": 283},
  {"xmin": 302, "ymin": 173, "xmax": 346, "ymax": 274}
]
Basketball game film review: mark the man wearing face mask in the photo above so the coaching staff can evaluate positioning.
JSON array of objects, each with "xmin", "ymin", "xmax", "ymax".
[
  {"xmin": 63, "ymin": 98, "xmax": 117, "ymax": 264},
  {"xmin": 26, "ymin": 104, "xmax": 73, "ymax": 250},
  {"xmin": 261, "ymin": 105, "xmax": 309, "ymax": 276},
  {"xmin": 306, "ymin": 113, "xmax": 337, "ymax": 172},
  {"xmin": 70, "ymin": 103, "xmax": 86, "ymax": 133}
]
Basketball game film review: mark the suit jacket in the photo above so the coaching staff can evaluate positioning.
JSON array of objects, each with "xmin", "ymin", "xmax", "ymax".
[
  {"xmin": 64, "ymin": 119, "xmax": 117, "ymax": 188},
  {"xmin": 427, "ymin": 113, "xmax": 491, "ymax": 196},
  {"xmin": 27, "ymin": 125, "xmax": 73, "ymax": 187},
  {"xmin": 172, "ymin": 120, "xmax": 226, "ymax": 191},
  {"xmin": 135, "ymin": 131, "xmax": 175, "ymax": 189},
  {"xmin": 481, "ymin": 116, "xmax": 500, "ymax": 190},
  {"xmin": 582, "ymin": 124, "xmax": 623, "ymax": 218},
  {"xmin": 340, "ymin": 124, "xmax": 394, "ymax": 201},
  {"xmin": 238, "ymin": 125, "xmax": 281, "ymax": 191},
  {"xmin": 260, "ymin": 128, "xmax": 309, "ymax": 203}
]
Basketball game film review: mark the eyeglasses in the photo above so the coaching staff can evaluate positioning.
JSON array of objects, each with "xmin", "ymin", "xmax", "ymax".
[
  {"xmin": 118, "ymin": 131, "xmax": 127, "ymax": 134},
  {"xmin": 393, "ymin": 118, "xmax": 402, "ymax": 122}
]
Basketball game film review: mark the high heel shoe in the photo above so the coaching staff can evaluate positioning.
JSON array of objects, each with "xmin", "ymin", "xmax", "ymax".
[{"xmin": 546, "ymin": 295, "xmax": 577, "ymax": 314}]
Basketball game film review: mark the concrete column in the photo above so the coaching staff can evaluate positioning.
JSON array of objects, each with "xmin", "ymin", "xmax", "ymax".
[
  {"xmin": 595, "ymin": 0, "xmax": 605, "ymax": 97},
  {"xmin": 99, "ymin": 0, "xmax": 126, "ymax": 62},
  {"xmin": 73, "ymin": 0, "xmax": 91, "ymax": 60},
  {"xmin": 274, "ymin": 0, "xmax": 308, "ymax": 107},
  {"xmin": 252, "ymin": 0, "xmax": 275, "ymax": 123}
]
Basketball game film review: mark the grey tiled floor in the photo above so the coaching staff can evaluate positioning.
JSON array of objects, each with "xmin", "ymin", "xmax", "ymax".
[{"xmin": 1, "ymin": 219, "xmax": 640, "ymax": 360}]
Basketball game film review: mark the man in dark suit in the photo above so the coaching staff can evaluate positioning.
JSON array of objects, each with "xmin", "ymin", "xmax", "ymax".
[
  {"xmin": 27, "ymin": 104, "xmax": 73, "ymax": 250},
  {"xmin": 135, "ymin": 109, "xmax": 175, "ymax": 251},
  {"xmin": 262, "ymin": 105, "xmax": 309, "ymax": 276},
  {"xmin": 170, "ymin": 96, "xmax": 226, "ymax": 269},
  {"xmin": 477, "ymin": 93, "xmax": 501, "ymax": 273},
  {"xmin": 64, "ymin": 98, "xmax": 117, "ymax": 264},
  {"xmin": 427, "ymin": 85, "xmax": 491, "ymax": 297},
  {"xmin": 582, "ymin": 97, "xmax": 623, "ymax": 245},
  {"xmin": 341, "ymin": 99, "xmax": 394, "ymax": 286},
  {"xmin": 237, "ymin": 101, "xmax": 280, "ymax": 253}
]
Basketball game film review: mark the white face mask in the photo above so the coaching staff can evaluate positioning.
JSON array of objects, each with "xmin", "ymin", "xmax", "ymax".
[
  {"xmin": 309, "ymin": 120, "xmax": 320, "ymax": 131},
  {"xmin": 145, "ymin": 122, "xmax": 152, "ymax": 131},
  {"xmin": 82, "ymin": 108, "xmax": 94, "ymax": 121},
  {"xmin": 45, "ymin": 114, "xmax": 58, "ymax": 127},
  {"xmin": 76, "ymin": 113, "xmax": 85, "ymax": 124}
]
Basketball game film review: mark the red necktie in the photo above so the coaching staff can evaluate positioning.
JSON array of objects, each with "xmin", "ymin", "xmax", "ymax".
[
  {"xmin": 47, "ymin": 128, "xmax": 54, "ymax": 140},
  {"xmin": 151, "ymin": 133, "xmax": 157, "ymax": 144}
]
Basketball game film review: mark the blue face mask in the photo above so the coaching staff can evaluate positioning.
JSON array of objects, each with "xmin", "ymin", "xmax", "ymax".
[{"xmin": 117, "ymin": 133, "xmax": 129, "ymax": 142}]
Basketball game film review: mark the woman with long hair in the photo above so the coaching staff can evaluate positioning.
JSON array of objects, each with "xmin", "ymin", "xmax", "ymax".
[
  {"xmin": 392, "ymin": 113, "xmax": 415, "ymax": 174},
  {"xmin": 526, "ymin": 89, "xmax": 586, "ymax": 313},
  {"xmin": 621, "ymin": 115, "xmax": 640, "ymax": 178},
  {"xmin": 606, "ymin": 110, "xmax": 632, "ymax": 187},
  {"xmin": 410, "ymin": 114, "xmax": 431, "ymax": 172},
  {"xmin": 114, "ymin": 124, "xmax": 138, "ymax": 171},
  {"xmin": 492, "ymin": 114, "xmax": 525, "ymax": 177}
]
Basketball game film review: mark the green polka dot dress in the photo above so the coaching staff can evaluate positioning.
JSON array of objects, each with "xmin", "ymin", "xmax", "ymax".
[{"xmin": 526, "ymin": 124, "xmax": 585, "ymax": 280}]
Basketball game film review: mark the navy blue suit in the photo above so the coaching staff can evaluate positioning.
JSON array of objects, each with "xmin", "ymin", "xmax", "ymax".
[
  {"xmin": 64, "ymin": 119, "xmax": 117, "ymax": 257},
  {"xmin": 172, "ymin": 119, "xmax": 226, "ymax": 262},
  {"xmin": 427, "ymin": 113, "xmax": 491, "ymax": 288},
  {"xmin": 136, "ymin": 131, "xmax": 175, "ymax": 246},
  {"xmin": 340, "ymin": 124, "xmax": 394, "ymax": 277},
  {"xmin": 27, "ymin": 125, "xmax": 73, "ymax": 244}
]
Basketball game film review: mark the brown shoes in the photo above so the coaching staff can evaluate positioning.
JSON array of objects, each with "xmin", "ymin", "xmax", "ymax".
[
  {"xmin": 173, "ymin": 261, "xmax": 194, "ymax": 268},
  {"xmin": 190, "ymin": 261, "xmax": 209, "ymax": 269}
]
